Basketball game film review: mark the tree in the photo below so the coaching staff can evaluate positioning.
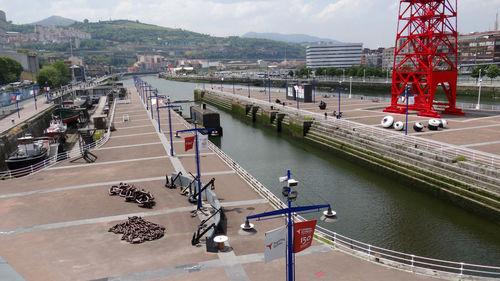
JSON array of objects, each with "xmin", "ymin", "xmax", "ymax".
[
  {"xmin": 37, "ymin": 66, "xmax": 61, "ymax": 88},
  {"xmin": 471, "ymin": 66, "xmax": 487, "ymax": 79},
  {"xmin": 486, "ymin": 64, "xmax": 500, "ymax": 81},
  {"xmin": 0, "ymin": 57, "xmax": 23, "ymax": 85},
  {"xmin": 315, "ymin": 67, "xmax": 325, "ymax": 76},
  {"xmin": 52, "ymin": 61, "xmax": 71, "ymax": 85},
  {"xmin": 288, "ymin": 70, "xmax": 294, "ymax": 77}
]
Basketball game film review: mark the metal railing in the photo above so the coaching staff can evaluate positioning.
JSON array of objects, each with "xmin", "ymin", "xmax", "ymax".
[
  {"xmin": 207, "ymin": 137, "xmax": 500, "ymax": 279},
  {"xmin": 0, "ymin": 100, "xmax": 116, "ymax": 179},
  {"xmin": 171, "ymin": 89, "xmax": 500, "ymax": 279},
  {"xmin": 205, "ymin": 87, "xmax": 500, "ymax": 170}
]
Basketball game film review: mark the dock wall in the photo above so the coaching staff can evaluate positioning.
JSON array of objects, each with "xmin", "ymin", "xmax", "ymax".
[
  {"xmin": 194, "ymin": 88, "xmax": 500, "ymax": 223},
  {"xmin": 0, "ymin": 105, "xmax": 57, "ymax": 171}
]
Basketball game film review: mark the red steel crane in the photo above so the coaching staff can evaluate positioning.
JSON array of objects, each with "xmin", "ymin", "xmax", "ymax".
[{"xmin": 384, "ymin": 0, "xmax": 465, "ymax": 118}]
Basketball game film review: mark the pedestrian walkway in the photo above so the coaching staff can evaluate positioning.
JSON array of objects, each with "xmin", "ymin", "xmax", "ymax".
[
  {"xmin": 0, "ymin": 96, "xmax": 52, "ymax": 134},
  {"xmin": 0, "ymin": 87, "xmax": 447, "ymax": 281}
]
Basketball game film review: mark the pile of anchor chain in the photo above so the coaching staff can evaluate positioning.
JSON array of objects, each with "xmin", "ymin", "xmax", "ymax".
[
  {"xmin": 109, "ymin": 182, "xmax": 155, "ymax": 208},
  {"xmin": 108, "ymin": 216, "xmax": 165, "ymax": 244}
]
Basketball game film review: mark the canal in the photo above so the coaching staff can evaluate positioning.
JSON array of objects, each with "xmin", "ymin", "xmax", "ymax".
[{"xmin": 123, "ymin": 76, "xmax": 500, "ymax": 267}]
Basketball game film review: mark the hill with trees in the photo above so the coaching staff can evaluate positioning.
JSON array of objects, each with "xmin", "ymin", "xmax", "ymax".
[{"xmin": 7, "ymin": 19, "xmax": 305, "ymax": 66}]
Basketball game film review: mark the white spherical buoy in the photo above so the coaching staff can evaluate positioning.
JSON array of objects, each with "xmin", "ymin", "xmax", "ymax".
[
  {"xmin": 413, "ymin": 122, "xmax": 424, "ymax": 132},
  {"xmin": 394, "ymin": 121, "xmax": 404, "ymax": 131},
  {"xmin": 381, "ymin": 116, "xmax": 394, "ymax": 128},
  {"xmin": 428, "ymin": 119, "xmax": 440, "ymax": 130}
]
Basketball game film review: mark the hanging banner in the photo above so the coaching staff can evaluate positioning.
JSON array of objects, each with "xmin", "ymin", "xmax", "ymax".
[
  {"xmin": 151, "ymin": 97, "xmax": 157, "ymax": 105},
  {"xmin": 293, "ymin": 220, "xmax": 317, "ymax": 253},
  {"xmin": 30, "ymin": 90, "xmax": 34, "ymax": 96},
  {"xmin": 11, "ymin": 95, "xmax": 16, "ymax": 101},
  {"xmin": 265, "ymin": 225, "xmax": 287, "ymax": 264},
  {"xmin": 185, "ymin": 136, "xmax": 195, "ymax": 151},
  {"xmin": 158, "ymin": 97, "xmax": 164, "ymax": 105},
  {"xmin": 198, "ymin": 134, "xmax": 208, "ymax": 150},
  {"xmin": 34, "ymin": 89, "xmax": 38, "ymax": 95}
]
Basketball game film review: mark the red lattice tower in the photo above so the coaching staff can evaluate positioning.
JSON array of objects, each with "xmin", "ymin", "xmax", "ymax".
[{"xmin": 384, "ymin": 0, "xmax": 465, "ymax": 118}]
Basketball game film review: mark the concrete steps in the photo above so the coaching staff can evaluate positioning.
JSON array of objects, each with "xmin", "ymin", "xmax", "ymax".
[{"xmin": 305, "ymin": 124, "xmax": 500, "ymax": 214}]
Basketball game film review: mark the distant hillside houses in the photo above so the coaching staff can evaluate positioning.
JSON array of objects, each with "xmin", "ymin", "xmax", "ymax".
[{"xmin": 6, "ymin": 25, "xmax": 90, "ymax": 47}]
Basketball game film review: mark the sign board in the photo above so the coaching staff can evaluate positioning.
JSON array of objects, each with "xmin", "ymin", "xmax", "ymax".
[
  {"xmin": 293, "ymin": 220, "xmax": 317, "ymax": 253},
  {"xmin": 185, "ymin": 136, "xmax": 195, "ymax": 151},
  {"xmin": 198, "ymin": 134, "xmax": 208, "ymax": 150},
  {"xmin": 265, "ymin": 225, "xmax": 287, "ymax": 263}
]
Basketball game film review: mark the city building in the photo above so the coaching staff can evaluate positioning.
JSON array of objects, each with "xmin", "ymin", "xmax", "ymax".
[
  {"xmin": 0, "ymin": 10, "xmax": 6, "ymax": 50},
  {"xmin": 458, "ymin": 30, "xmax": 500, "ymax": 72},
  {"xmin": 361, "ymin": 48, "xmax": 384, "ymax": 68},
  {"xmin": 381, "ymin": 47, "xmax": 395, "ymax": 70},
  {"xmin": 306, "ymin": 43, "xmax": 363, "ymax": 69}
]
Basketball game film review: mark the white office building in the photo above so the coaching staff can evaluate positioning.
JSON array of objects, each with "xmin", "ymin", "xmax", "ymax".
[
  {"xmin": 306, "ymin": 43, "xmax": 363, "ymax": 69},
  {"xmin": 0, "ymin": 10, "xmax": 7, "ymax": 50}
]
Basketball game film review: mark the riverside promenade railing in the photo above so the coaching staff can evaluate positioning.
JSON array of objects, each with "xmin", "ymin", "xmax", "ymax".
[
  {"xmin": 190, "ymin": 87, "xmax": 500, "ymax": 279},
  {"xmin": 206, "ymin": 136, "xmax": 500, "ymax": 279},
  {"xmin": 204, "ymin": 87, "xmax": 500, "ymax": 169},
  {"xmin": 0, "ymin": 99, "xmax": 116, "ymax": 179}
]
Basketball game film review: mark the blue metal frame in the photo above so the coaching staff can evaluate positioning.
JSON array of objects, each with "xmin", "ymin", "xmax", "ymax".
[
  {"xmin": 157, "ymin": 98, "xmax": 182, "ymax": 156},
  {"xmin": 245, "ymin": 169, "xmax": 331, "ymax": 281},
  {"xmin": 175, "ymin": 113, "xmax": 215, "ymax": 209}
]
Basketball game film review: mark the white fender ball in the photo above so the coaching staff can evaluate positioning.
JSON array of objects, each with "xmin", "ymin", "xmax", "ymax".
[
  {"xmin": 428, "ymin": 119, "xmax": 440, "ymax": 130},
  {"xmin": 381, "ymin": 116, "xmax": 394, "ymax": 128},
  {"xmin": 439, "ymin": 119, "xmax": 448, "ymax": 128},
  {"xmin": 413, "ymin": 122, "xmax": 424, "ymax": 132},
  {"xmin": 394, "ymin": 121, "xmax": 404, "ymax": 131}
]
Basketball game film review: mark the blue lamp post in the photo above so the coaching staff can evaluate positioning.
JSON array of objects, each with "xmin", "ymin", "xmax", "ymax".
[
  {"xmin": 243, "ymin": 169, "xmax": 337, "ymax": 281},
  {"xmin": 175, "ymin": 113, "xmax": 215, "ymax": 209},
  {"xmin": 157, "ymin": 95, "xmax": 181, "ymax": 156},
  {"xmin": 32, "ymin": 85, "xmax": 37, "ymax": 111},
  {"xmin": 337, "ymin": 81, "xmax": 342, "ymax": 119},
  {"xmin": 313, "ymin": 78, "xmax": 316, "ymax": 104},
  {"xmin": 268, "ymin": 77, "xmax": 271, "ymax": 100},
  {"xmin": 405, "ymin": 85, "xmax": 410, "ymax": 136},
  {"xmin": 247, "ymin": 77, "xmax": 251, "ymax": 98}
]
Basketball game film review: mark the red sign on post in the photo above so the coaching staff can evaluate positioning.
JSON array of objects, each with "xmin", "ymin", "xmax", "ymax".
[
  {"xmin": 184, "ymin": 136, "xmax": 195, "ymax": 151},
  {"xmin": 293, "ymin": 220, "xmax": 317, "ymax": 253}
]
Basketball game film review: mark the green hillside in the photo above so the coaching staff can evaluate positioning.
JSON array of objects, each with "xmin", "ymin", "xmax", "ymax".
[
  {"xmin": 70, "ymin": 20, "xmax": 305, "ymax": 60},
  {"xmin": 7, "ymin": 19, "xmax": 305, "ymax": 66}
]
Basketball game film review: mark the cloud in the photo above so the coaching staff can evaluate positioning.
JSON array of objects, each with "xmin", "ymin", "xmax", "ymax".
[{"xmin": 1, "ymin": 0, "xmax": 498, "ymax": 48}]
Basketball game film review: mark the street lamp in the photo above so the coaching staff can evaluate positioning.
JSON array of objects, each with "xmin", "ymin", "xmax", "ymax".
[
  {"xmin": 337, "ymin": 81, "xmax": 342, "ymax": 119},
  {"xmin": 476, "ymin": 68, "xmax": 482, "ymax": 110},
  {"xmin": 349, "ymin": 77, "xmax": 352, "ymax": 98},
  {"xmin": 240, "ymin": 169, "xmax": 336, "ymax": 281}
]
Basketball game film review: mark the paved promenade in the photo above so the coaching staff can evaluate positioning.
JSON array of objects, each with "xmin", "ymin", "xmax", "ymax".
[
  {"xmin": 214, "ymin": 85, "xmax": 500, "ymax": 158},
  {"xmin": 0, "ymin": 96, "xmax": 52, "ymax": 134},
  {"xmin": 0, "ymin": 87, "xmax": 447, "ymax": 281}
]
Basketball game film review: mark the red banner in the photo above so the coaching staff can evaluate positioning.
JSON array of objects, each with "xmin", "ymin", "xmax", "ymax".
[
  {"xmin": 11, "ymin": 95, "xmax": 16, "ymax": 101},
  {"xmin": 293, "ymin": 220, "xmax": 316, "ymax": 253},
  {"xmin": 185, "ymin": 136, "xmax": 195, "ymax": 151}
]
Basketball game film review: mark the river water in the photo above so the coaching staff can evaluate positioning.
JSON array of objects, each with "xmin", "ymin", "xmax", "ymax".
[{"xmin": 122, "ymin": 76, "xmax": 500, "ymax": 267}]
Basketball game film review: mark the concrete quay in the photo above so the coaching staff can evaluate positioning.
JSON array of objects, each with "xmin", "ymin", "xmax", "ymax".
[
  {"xmin": 0, "ymin": 87, "xmax": 450, "ymax": 281},
  {"xmin": 195, "ymin": 86, "xmax": 500, "ymax": 223}
]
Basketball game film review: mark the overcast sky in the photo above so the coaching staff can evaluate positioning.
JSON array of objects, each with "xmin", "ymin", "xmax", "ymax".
[{"xmin": 1, "ymin": 0, "xmax": 499, "ymax": 48}]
